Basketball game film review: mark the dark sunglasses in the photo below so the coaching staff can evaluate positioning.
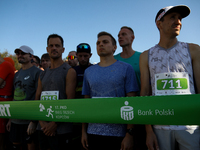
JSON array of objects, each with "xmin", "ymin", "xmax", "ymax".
[
  {"xmin": 15, "ymin": 51, "xmax": 27, "ymax": 56},
  {"xmin": 77, "ymin": 44, "xmax": 89, "ymax": 49},
  {"xmin": 66, "ymin": 55, "xmax": 77, "ymax": 60}
]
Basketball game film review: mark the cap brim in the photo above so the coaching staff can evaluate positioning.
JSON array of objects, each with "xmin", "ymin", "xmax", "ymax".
[{"xmin": 166, "ymin": 5, "xmax": 190, "ymax": 19}]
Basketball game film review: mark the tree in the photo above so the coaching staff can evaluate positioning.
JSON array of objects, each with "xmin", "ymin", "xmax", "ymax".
[{"xmin": 0, "ymin": 50, "xmax": 21, "ymax": 70}]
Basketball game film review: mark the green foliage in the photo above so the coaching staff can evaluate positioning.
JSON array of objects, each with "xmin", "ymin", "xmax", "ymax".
[{"xmin": 0, "ymin": 50, "xmax": 21, "ymax": 70}]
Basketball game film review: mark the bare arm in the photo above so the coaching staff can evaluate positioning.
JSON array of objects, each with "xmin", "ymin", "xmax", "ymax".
[
  {"xmin": 66, "ymin": 68, "xmax": 76, "ymax": 99},
  {"xmin": 189, "ymin": 43, "xmax": 200, "ymax": 94},
  {"xmin": 140, "ymin": 51, "xmax": 159, "ymax": 150},
  {"xmin": 81, "ymin": 95, "xmax": 90, "ymax": 150},
  {"xmin": 35, "ymin": 77, "xmax": 42, "ymax": 100}
]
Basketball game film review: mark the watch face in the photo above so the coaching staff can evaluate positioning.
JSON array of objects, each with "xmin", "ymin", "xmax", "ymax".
[{"xmin": 127, "ymin": 128, "xmax": 134, "ymax": 135}]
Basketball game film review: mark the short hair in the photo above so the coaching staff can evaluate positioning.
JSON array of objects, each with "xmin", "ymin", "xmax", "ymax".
[
  {"xmin": 47, "ymin": 34, "xmax": 64, "ymax": 47},
  {"xmin": 34, "ymin": 55, "xmax": 40, "ymax": 64},
  {"xmin": 97, "ymin": 31, "xmax": 116, "ymax": 46},
  {"xmin": 120, "ymin": 26, "xmax": 134, "ymax": 35},
  {"xmin": 41, "ymin": 53, "xmax": 50, "ymax": 60}
]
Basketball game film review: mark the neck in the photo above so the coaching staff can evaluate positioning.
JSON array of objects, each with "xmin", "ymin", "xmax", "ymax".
[
  {"xmin": 99, "ymin": 55, "xmax": 116, "ymax": 67},
  {"xmin": 21, "ymin": 62, "xmax": 33, "ymax": 70},
  {"xmin": 120, "ymin": 45, "xmax": 135, "ymax": 58},
  {"xmin": 50, "ymin": 58, "xmax": 64, "ymax": 69},
  {"xmin": 159, "ymin": 32, "xmax": 178, "ymax": 49}
]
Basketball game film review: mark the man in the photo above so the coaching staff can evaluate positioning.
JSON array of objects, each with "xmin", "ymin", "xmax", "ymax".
[
  {"xmin": 81, "ymin": 32, "xmax": 139, "ymax": 150},
  {"xmin": 66, "ymin": 43, "xmax": 92, "ymax": 149},
  {"xmin": 115, "ymin": 26, "xmax": 147, "ymax": 150},
  {"xmin": 40, "ymin": 53, "xmax": 51, "ymax": 70},
  {"xmin": 140, "ymin": 5, "xmax": 200, "ymax": 150},
  {"xmin": 7, "ymin": 45, "xmax": 41, "ymax": 150},
  {"xmin": 66, "ymin": 51, "xmax": 79, "ymax": 67},
  {"xmin": 114, "ymin": 26, "xmax": 141, "ymax": 93},
  {"xmin": 0, "ymin": 55, "xmax": 15, "ymax": 150},
  {"xmin": 35, "ymin": 34, "xmax": 76, "ymax": 150},
  {"xmin": 32, "ymin": 55, "xmax": 40, "ymax": 68},
  {"xmin": 74, "ymin": 43, "xmax": 92, "ymax": 99}
]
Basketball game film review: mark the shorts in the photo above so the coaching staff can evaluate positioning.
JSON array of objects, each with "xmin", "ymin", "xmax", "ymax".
[
  {"xmin": 10, "ymin": 123, "xmax": 34, "ymax": 144},
  {"xmin": 154, "ymin": 128, "xmax": 200, "ymax": 150},
  {"xmin": 38, "ymin": 130, "xmax": 72, "ymax": 150}
]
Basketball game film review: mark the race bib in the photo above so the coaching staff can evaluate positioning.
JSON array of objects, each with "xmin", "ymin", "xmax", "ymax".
[
  {"xmin": 41, "ymin": 91, "xmax": 59, "ymax": 100},
  {"xmin": 155, "ymin": 72, "xmax": 191, "ymax": 95}
]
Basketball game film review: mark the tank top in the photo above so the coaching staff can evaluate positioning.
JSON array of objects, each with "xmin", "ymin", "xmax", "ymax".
[
  {"xmin": 148, "ymin": 41, "xmax": 197, "ymax": 130},
  {"xmin": 39, "ymin": 62, "xmax": 73, "ymax": 134}
]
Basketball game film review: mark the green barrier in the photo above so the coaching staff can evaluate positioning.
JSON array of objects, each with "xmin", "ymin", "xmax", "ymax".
[{"xmin": 0, "ymin": 94, "xmax": 199, "ymax": 125}]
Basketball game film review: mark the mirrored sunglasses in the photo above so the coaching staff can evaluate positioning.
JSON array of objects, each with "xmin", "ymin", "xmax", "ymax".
[
  {"xmin": 66, "ymin": 55, "xmax": 77, "ymax": 60},
  {"xmin": 78, "ymin": 44, "xmax": 89, "ymax": 49}
]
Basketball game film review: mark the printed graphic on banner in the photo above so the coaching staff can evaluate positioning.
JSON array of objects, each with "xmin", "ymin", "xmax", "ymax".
[
  {"xmin": 39, "ymin": 103, "xmax": 75, "ymax": 120},
  {"xmin": 155, "ymin": 72, "xmax": 191, "ymax": 95},
  {"xmin": 0, "ymin": 104, "xmax": 11, "ymax": 117},
  {"xmin": 41, "ymin": 91, "xmax": 59, "ymax": 100},
  {"xmin": 121, "ymin": 101, "xmax": 134, "ymax": 121}
]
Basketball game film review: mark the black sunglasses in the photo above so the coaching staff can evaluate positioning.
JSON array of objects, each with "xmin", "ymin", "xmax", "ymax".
[{"xmin": 15, "ymin": 51, "xmax": 27, "ymax": 56}]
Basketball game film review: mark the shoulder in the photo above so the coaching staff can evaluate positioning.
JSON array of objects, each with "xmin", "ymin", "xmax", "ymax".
[
  {"xmin": 140, "ymin": 50, "xmax": 149, "ymax": 59},
  {"xmin": 188, "ymin": 43, "xmax": 200, "ymax": 60},
  {"xmin": 84, "ymin": 64, "xmax": 98, "ymax": 73}
]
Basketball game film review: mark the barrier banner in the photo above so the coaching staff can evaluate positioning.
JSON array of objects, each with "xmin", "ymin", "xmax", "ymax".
[{"xmin": 0, "ymin": 94, "xmax": 199, "ymax": 125}]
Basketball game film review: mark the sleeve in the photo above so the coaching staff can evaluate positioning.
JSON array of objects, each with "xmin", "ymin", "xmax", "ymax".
[
  {"xmin": 82, "ymin": 70, "xmax": 91, "ymax": 96},
  {"xmin": 125, "ymin": 64, "xmax": 139, "ymax": 93}
]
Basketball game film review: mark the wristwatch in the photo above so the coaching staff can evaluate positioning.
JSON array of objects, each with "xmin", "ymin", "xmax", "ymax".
[{"xmin": 126, "ymin": 128, "xmax": 134, "ymax": 136}]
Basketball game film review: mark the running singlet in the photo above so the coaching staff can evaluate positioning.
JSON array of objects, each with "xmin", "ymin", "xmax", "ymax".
[{"xmin": 148, "ymin": 41, "xmax": 197, "ymax": 130}]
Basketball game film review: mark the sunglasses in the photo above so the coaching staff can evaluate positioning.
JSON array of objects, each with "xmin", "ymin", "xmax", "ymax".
[
  {"xmin": 66, "ymin": 55, "xmax": 77, "ymax": 60},
  {"xmin": 77, "ymin": 44, "xmax": 89, "ymax": 49},
  {"xmin": 15, "ymin": 51, "xmax": 27, "ymax": 56}
]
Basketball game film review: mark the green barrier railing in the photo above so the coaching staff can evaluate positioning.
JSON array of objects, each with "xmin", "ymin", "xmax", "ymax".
[{"xmin": 0, "ymin": 94, "xmax": 199, "ymax": 125}]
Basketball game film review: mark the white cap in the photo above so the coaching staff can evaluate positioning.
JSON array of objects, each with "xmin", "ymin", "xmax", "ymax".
[
  {"xmin": 14, "ymin": 45, "xmax": 34, "ymax": 55},
  {"xmin": 155, "ymin": 5, "xmax": 190, "ymax": 22}
]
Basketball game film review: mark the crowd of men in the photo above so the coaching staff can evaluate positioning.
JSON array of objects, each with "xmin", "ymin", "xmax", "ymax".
[{"xmin": 0, "ymin": 5, "xmax": 199, "ymax": 150}]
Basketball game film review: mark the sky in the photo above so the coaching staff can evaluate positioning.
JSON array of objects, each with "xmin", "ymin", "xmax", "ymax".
[{"xmin": 0, "ymin": 0, "xmax": 200, "ymax": 64}]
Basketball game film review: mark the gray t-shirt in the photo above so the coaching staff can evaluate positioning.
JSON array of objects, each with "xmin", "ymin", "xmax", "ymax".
[
  {"xmin": 37, "ymin": 63, "xmax": 73, "ymax": 134},
  {"xmin": 12, "ymin": 66, "xmax": 42, "ymax": 124}
]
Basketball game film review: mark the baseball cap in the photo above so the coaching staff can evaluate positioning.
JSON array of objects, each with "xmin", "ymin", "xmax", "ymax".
[
  {"xmin": 77, "ymin": 43, "xmax": 91, "ymax": 53},
  {"xmin": 14, "ymin": 45, "xmax": 34, "ymax": 55},
  {"xmin": 155, "ymin": 5, "xmax": 190, "ymax": 22}
]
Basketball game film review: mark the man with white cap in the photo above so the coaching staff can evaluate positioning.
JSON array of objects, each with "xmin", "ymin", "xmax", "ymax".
[
  {"xmin": 7, "ymin": 45, "xmax": 42, "ymax": 150},
  {"xmin": 140, "ymin": 5, "xmax": 200, "ymax": 150}
]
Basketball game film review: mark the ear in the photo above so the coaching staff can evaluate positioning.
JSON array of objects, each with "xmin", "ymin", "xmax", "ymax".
[
  {"xmin": 113, "ymin": 45, "xmax": 117, "ymax": 54},
  {"xmin": 62, "ymin": 48, "xmax": 65, "ymax": 53},
  {"xmin": 46, "ymin": 47, "xmax": 49, "ymax": 53},
  {"xmin": 131, "ymin": 35, "xmax": 135, "ymax": 42},
  {"xmin": 89, "ymin": 53, "xmax": 92, "ymax": 58},
  {"xmin": 156, "ymin": 20, "xmax": 161, "ymax": 30}
]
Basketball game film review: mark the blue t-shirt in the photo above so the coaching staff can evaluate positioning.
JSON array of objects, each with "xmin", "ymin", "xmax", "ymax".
[{"xmin": 82, "ymin": 60, "xmax": 139, "ymax": 137}]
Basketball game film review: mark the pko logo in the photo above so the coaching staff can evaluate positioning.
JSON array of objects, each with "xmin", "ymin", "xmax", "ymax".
[{"xmin": 121, "ymin": 101, "xmax": 134, "ymax": 121}]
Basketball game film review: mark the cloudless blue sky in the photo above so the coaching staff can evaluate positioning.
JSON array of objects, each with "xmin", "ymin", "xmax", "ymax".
[{"xmin": 0, "ymin": 0, "xmax": 199, "ymax": 64}]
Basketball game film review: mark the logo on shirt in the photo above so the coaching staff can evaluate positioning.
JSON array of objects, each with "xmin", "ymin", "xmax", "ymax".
[
  {"xmin": 120, "ymin": 101, "xmax": 134, "ymax": 121},
  {"xmin": 24, "ymin": 76, "xmax": 30, "ymax": 80}
]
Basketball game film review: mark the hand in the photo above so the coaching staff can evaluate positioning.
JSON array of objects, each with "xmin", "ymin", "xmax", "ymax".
[
  {"xmin": 41, "ymin": 122, "xmax": 57, "ymax": 136},
  {"xmin": 81, "ymin": 131, "xmax": 89, "ymax": 150},
  {"xmin": 146, "ymin": 131, "xmax": 159, "ymax": 150},
  {"xmin": 27, "ymin": 121, "xmax": 37, "ymax": 135},
  {"xmin": 120, "ymin": 133, "xmax": 134, "ymax": 150},
  {"xmin": 6, "ymin": 119, "xmax": 11, "ymax": 132}
]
